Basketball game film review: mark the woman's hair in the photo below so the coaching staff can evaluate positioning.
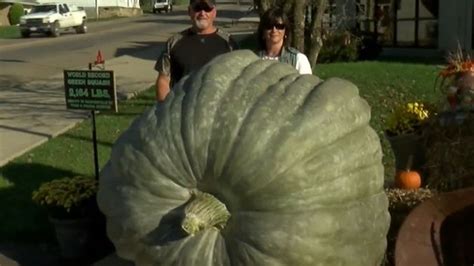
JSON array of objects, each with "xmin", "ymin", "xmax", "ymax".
[{"xmin": 256, "ymin": 7, "xmax": 291, "ymax": 50}]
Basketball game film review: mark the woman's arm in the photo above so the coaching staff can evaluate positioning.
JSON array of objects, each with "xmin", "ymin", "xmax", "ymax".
[{"xmin": 295, "ymin": 53, "xmax": 313, "ymax": 75}]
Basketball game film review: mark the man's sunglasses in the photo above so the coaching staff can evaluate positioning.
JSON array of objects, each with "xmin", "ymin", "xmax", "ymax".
[
  {"xmin": 264, "ymin": 23, "xmax": 285, "ymax": 30},
  {"xmin": 192, "ymin": 3, "xmax": 214, "ymax": 12}
]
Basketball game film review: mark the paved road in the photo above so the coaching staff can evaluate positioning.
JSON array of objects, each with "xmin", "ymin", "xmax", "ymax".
[
  {"xmin": 0, "ymin": 5, "xmax": 257, "ymax": 81},
  {"xmin": 1, "ymin": 10, "xmax": 205, "ymax": 80},
  {"xmin": 0, "ymin": 4, "xmax": 258, "ymax": 167}
]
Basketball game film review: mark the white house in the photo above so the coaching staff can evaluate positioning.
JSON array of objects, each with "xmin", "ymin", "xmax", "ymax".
[
  {"xmin": 334, "ymin": 0, "xmax": 473, "ymax": 52},
  {"xmin": 438, "ymin": 0, "xmax": 472, "ymax": 51}
]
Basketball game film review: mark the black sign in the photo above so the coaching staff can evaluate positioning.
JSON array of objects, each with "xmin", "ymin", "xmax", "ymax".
[{"xmin": 64, "ymin": 70, "xmax": 117, "ymax": 112}]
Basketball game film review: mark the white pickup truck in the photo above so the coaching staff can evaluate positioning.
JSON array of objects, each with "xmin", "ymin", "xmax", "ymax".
[
  {"xmin": 153, "ymin": 0, "xmax": 173, "ymax": 13},
  {"xmin": 19, "ymin": 3, "xmax": 87, "ymax": 37}
]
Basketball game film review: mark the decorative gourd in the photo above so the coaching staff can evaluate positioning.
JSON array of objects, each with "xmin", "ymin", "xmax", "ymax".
[
  {"xmin": 396, "ymin": 169, "xmax": 422, "ymax": 189},
  {"xmin": 97, "ymin": 50, "xmax": 390, "ymax": 266},
  {"xmin": 395, "ymin": 155, "xmax": 421, "ymax": 189}
]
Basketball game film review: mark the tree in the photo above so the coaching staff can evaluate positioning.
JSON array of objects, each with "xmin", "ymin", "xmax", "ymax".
[
  {"xmin": 8, "ymin": 3, "xmax": 24, "ymax": 25},
  {"xmin": 306, "ymin": 0, "xmax": 328, "ymax": 66},
  {"xmin": 253, "ymin": 0, "xmax": 328, "ymax": 66}
]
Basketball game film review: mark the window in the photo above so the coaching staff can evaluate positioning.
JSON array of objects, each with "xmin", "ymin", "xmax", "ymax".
[
  {"xmin": 59, "ymin": 5, "xmax": 67, "ymax": 14},
  {"xmin": 31, "ymin": 5, "xmax": 56, "ymax": 13},
  {"xmin": 322, "ymin": 0, "xmax": 338, "ymax": 29},
  {"xmin": 357, "ymin": 0, "xmax": 439, "ymax": 48}
]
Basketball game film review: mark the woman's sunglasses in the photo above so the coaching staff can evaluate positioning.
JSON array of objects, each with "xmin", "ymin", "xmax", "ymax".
[
  {"xmin": 264, "ymin": 23, "xmax": 286, "ymax": 30},
  {"xmin": 192, "ymin": 3, "xmax": 214, "ymax": 12}
]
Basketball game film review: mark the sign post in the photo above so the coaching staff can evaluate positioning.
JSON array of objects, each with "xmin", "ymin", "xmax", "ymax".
[
  {"xmin": 95, "ymin": 0, "xmax": 99, "ymax": 21},
  {"xmin": 64, "ymin": 53, "xmax": 116, "ymax": 180},
  {"xmin": 91, "ymin": 100, "xmax": 99, "ymax": 180}
]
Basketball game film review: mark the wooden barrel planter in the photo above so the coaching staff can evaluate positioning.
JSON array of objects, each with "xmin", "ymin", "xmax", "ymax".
[{"xmin": 394, "ymin": 186, "xmax": 474, "ymax": 266}]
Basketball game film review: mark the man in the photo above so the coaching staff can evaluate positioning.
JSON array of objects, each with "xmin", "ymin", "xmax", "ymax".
[{"xmin": 154, "ymin": 0, "xmax": 237, "ymax": 102}]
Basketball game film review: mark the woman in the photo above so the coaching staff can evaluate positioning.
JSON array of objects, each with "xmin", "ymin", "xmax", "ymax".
[{"xmin": 256, "ymin": 7, "xmax": 312, "ymax": 75}]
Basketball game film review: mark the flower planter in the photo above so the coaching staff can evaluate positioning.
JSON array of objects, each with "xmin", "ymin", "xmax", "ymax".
[
  {"xmin": 441, "ymin": 69, "xmax": 474, "ymax": 113},
  {"xmin": 385, "ymin": 132, "xmax": 425, "ymax": 172},
  {"xmin": 49, "ymin": 216, "xmax": 92, "ymax": 259},
  {"xmin": 32, "ymin": 176, "xmax": 105, "ymax": 259},
  {"xmin": 455, "ymin": 71, "xmax": 474, "ymax": 95}
]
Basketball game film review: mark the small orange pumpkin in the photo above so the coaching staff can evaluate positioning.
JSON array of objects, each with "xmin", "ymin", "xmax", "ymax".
[
  {"xmin": 395, "ymin": 155, "xmax": 421, "ymax": 189},
  {"xmin": 396, "ymin": 170, "xmax": 421, "ymax": 189}
]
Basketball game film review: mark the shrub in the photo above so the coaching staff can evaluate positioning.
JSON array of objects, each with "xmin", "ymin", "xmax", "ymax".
[
  {"xmin": 317, "ymin": 30, "xmax": 383, "ymax": 63},
  {"xmin": 357, "ymin": 32, "xmax": 383, "ymax": 60},
  {"xmin": 385, "ymin": 101, "xmax": 432, "ymax": 136},
  {"xmin": 8, "ymin": 3, "xmax": 24, "ymax": 25},
  {"xmin": 317, "ymin": 31, "xmax": 360, "ymax": 63},
  {"xmin": 32, "ymin": 176, "xmax": 98, "ymax": 219},
  {"xmin": 139, "ymin": 0, "xmax": 155, "ymax": 12}
]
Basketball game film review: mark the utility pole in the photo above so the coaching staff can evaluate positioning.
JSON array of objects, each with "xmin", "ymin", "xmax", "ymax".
[{"xmin": 95, "ymin": 0, "xmax": 99, "ymax": 20}]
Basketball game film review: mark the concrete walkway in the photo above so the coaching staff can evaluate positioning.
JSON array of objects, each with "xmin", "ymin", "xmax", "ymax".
[{"xmin": 0, "ymin": 54, "xmax": 157, "ymax": 167}]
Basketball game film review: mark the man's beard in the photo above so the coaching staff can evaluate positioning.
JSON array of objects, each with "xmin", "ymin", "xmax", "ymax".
[{"xmin": 195, "ymin": 19, "xmax": 209, "ymax": 30}]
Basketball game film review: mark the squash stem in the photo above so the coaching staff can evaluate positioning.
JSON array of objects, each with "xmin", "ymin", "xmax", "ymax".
[
  {"xmin": 406, "ymin": 154, "xmax": 414, "ymax": 171},
  {"xmin": 181, "ymin": 191, "xmax": 230, "ymax": 236}
]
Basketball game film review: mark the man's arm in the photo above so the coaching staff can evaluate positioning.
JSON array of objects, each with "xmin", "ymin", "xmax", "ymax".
[
  {"xmin": 216, "ymin": 29, "xmax": 238, "ymax": 51},
  {"xmin": 155, "ymin": 36, "xmax": 174, "ymax": 102},
  {"xmin": 156, "ymin": 73, "xmax": 171, "ymax": 102}
]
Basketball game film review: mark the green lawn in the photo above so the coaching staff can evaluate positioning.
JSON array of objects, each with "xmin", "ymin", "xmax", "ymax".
[
  {"xmin": 316, "ymin": 60, "xmax": 442, "ymax": 181},
  {"xmin": 0, "ymin": 89, "xmax": 156, "ymax": 242},
  {"xmin": 0, "ymin": 25, "xmax": 20, "ymax": 39},
  {"xmin": 0, "ymin": 59, "xmax": 443, "ymax": 243}
]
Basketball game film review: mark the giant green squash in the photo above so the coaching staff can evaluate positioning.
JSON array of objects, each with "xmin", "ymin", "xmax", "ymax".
[{"xmin": 98, "ymin": 50, "xmax": 390, "ymax": 266}]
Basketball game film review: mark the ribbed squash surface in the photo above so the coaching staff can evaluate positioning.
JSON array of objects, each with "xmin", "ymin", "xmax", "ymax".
[{"xmin": 98, "ymin": 50, "xmax": 390, "ymax": 266}]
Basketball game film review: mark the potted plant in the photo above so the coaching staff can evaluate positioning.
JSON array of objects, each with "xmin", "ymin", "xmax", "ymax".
[
  {"xmin": 436, "ymin": 47, "xmax": 474, "ymax": 124},
  {"xmin": 385, "ymin": 101, "xmax": 433, "ymax": 172},
  {"xmin": 32, "ymin": 176, "xmax": 98, "ymax": 259}
]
